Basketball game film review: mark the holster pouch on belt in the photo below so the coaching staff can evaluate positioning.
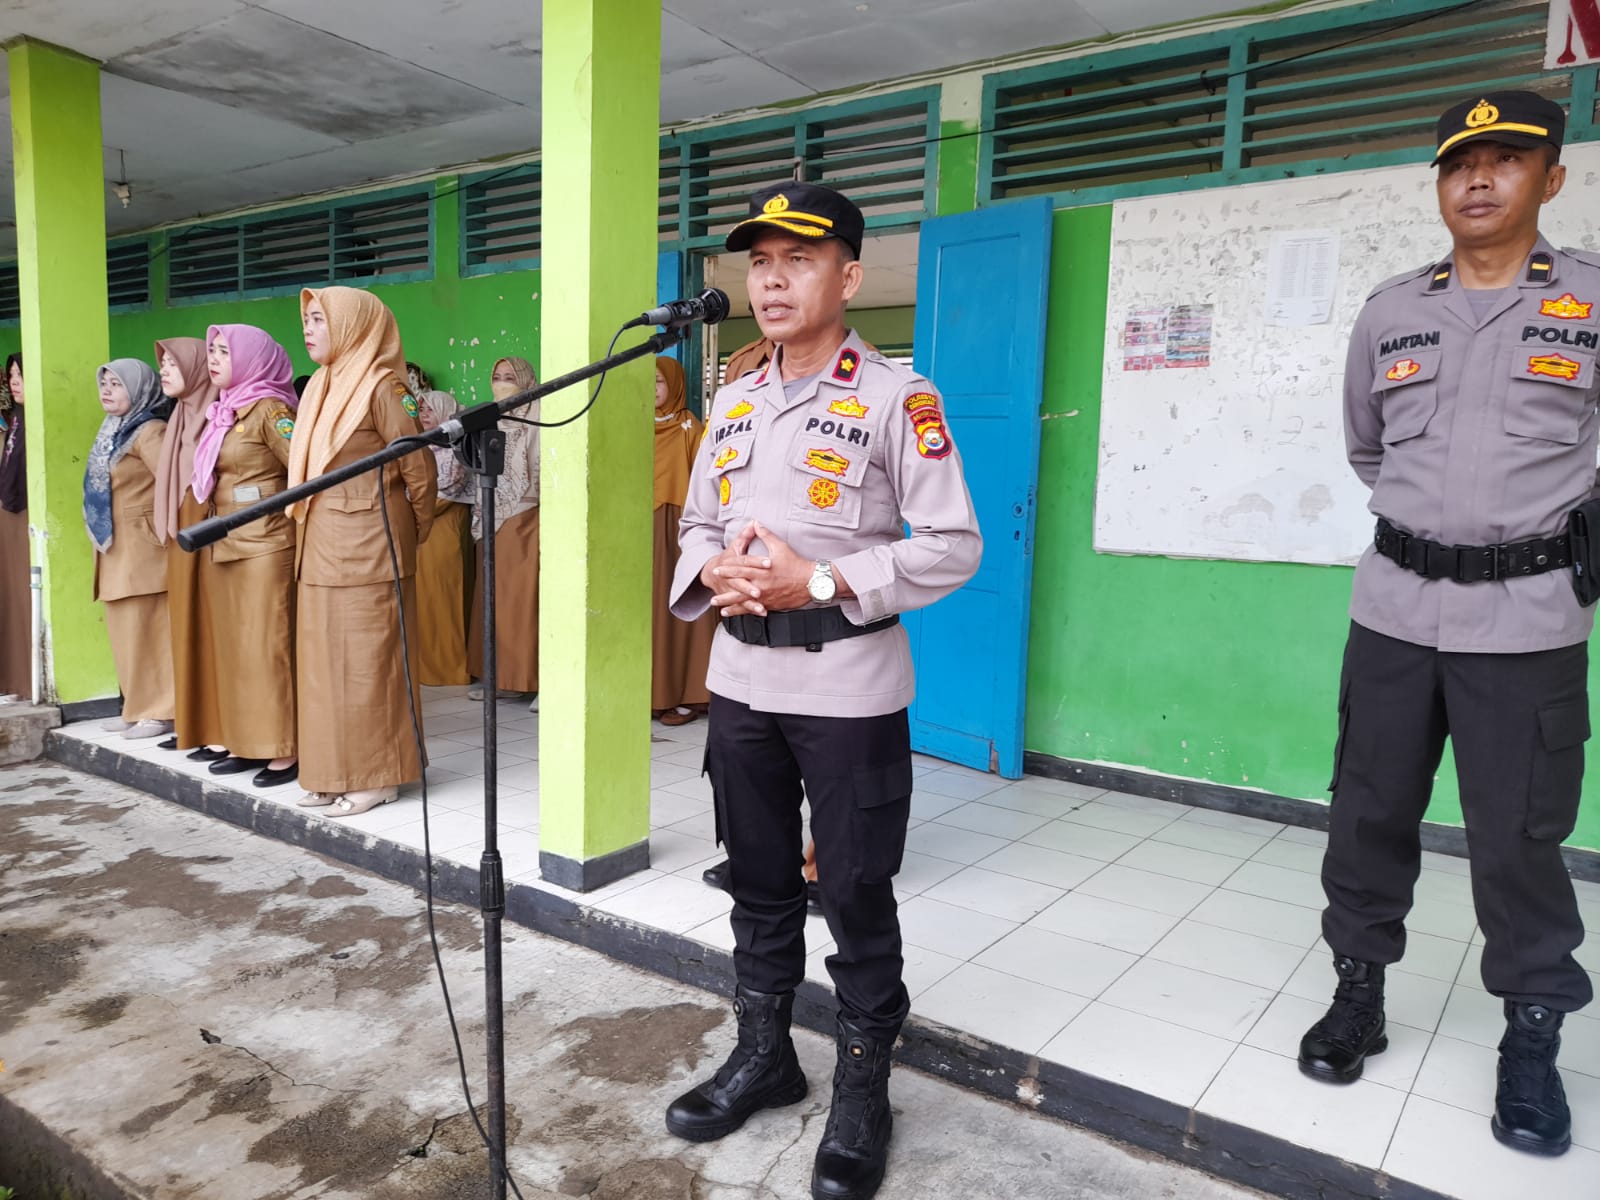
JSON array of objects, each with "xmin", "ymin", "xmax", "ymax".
[{"xmin": 1568, "ymin": 497, "xmax": 1600, "ymax": 607}]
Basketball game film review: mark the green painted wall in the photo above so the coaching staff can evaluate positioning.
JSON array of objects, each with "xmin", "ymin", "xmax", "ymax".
[
  {"xmin": 936, "ymin": 117, "xmax": 981, "ymax": 217},
  {"xmin": 1024, "ymin": 205, "xmax": 1600, "ymax": 850}
]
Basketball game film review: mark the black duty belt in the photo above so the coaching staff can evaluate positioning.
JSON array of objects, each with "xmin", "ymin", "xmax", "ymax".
[
  {"xmin": 722, "ymin": 607, "xmax": 898, "ymax": 651},
  {"xmin": 1374, "ymin": 517, "xmax": 1572, "ymax": 583}
]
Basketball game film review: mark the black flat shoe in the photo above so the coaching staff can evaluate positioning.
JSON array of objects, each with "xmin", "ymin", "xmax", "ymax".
[
  {"xmin": 807, "ymin": 880, "xmax": 822, "ymax": 913},
  {"xmin": 702, "ymin": 859, "xmax": 731, "ymax": 892},
  {"xmin": 187, "ymin": 746, "xmax": 228, "ymax": 763},
  {"xmin": 210, "ymin": 756, "xmax": 268, "ymax": 776},
  {"xmin": 252, "ymin": 764, "xmax": 299, "ymax": 789},
  {"xmin": 158, "ymin": 737, "xmax": 179, "ymax": 751}
]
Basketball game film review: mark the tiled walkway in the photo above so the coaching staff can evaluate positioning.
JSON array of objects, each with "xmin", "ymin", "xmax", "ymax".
[{"xmin": 56, "ymin": 686, "xmax": 1600, "ymax": 1200}]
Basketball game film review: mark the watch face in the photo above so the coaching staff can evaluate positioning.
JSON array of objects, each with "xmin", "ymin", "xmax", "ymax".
[{"xmin": 810, "ymin": 570, "xmax": 836, "ymax": 601}]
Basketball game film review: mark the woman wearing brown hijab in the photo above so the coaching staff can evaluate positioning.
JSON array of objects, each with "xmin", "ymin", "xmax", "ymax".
[
  {"xmin": 650, "ymin": 357, "xmax": 715, "ymax": 724},
  {"xmin": 154, "ymin": 337, "xmax": 222, "ymax": 755},
  {"xmin": 0, "ymin": 353, "xmax": 30, "ymax": 701},
  {"xmin": 415, "ymin": 389, "xmax": 473, "ymax": 686},
  {"xmin": 291, "ymin": 287, "xmax": 436, "ymax": 816},
  {"xmin": 466, "ymin": 355, "xmax": 540, "ymax": 708}
]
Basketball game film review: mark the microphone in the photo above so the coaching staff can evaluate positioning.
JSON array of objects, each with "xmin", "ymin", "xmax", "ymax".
[{"xmin": 626, "ymin": 288, "xmax": 731, "ymax": 330}]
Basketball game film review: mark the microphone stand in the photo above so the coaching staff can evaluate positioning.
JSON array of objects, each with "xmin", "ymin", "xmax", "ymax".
[{"xmin": 179, "ymin": 322, "xmax": 690, "ymax": 1199}]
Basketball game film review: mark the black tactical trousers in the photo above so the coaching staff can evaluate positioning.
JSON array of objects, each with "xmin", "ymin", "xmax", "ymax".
[
  {"xmin": 1323, "ymin": 621, "xmax": 1593, "ymax": 1012},
  {"xmin": 707, "ymin": 693, "xmax": 913, "ymax": 1042}
]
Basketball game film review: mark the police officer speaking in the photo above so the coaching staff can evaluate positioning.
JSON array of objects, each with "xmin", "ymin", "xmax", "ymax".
[
  {"xmin": 1303, "ymin": 91, "xmax": 1600, "ymax": 1157},
  {"xmin": 664, "ymin": 181, "xmax": 981, "ymax": 1199}
]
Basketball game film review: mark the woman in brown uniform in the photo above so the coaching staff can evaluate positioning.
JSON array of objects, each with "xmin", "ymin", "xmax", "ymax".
[
  {"xmin": 290, "ymin": 287, "xmax": 435, "ymax": 816},
  {"xmin": 84, "ymin": 358, "xmax": 174, "ymax": 738},
  {"xmin": 191, "ymin": 324, "xmax": 300, "ymax": 788},
  {"xmin": 467, "ymin": 356, "xmax": 541, "ymax": 709},
  {"xmin": 651, "ymin": 356, "xmax": 715, "ymax": 725},
  {"xmin": 415, "ymin": 389, "xmax": 474, "ymax": 686},
  {"xmin": 0, "ymin": 353, "xmax": 30, "ymax": 702},
  {"xmin": 154, "ymin": 337, "xmax": 220, "ymax": 756}
]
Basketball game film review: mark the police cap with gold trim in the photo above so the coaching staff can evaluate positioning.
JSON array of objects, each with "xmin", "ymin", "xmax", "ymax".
[
  {"xmin": 1432, "ymin": 91, "xmax": 1566, "ymax": 165},
  {"xmin": 725, "ymin": 182, "xmax": 865, "ymax": 258}
]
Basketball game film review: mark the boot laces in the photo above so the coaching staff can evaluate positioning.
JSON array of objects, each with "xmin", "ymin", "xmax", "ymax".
[
  {"xmin": 1318, "ymin": 976, "xmax": 1381, "ymax": 1044},
  {"xmin": 1500, "ymin": 1025, "xmax": 1559, "ymax": 1096},
  {"xmin": 823, "ymin": 1045, "xmax": 876, "ymax": 1147}
]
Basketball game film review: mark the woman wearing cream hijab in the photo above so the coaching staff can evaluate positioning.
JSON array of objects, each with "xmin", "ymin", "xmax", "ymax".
[
  {"xmin": 291, "ymin": 286, "xmax": 437, "ymax": 816},
  {"xmin": 466, "ymin": 355, "xmax": 541, "ymax": 709}
]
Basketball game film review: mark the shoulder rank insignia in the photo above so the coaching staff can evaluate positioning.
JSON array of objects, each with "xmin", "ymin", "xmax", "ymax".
[
  {"xmin": 832, "ymin": 348, "xmax": 861, "ymax": 384},
  {"xmin": 724, "ymin": 400, "xmax": 754, "ymax": 420},
  {"xmin": 1528, "ymin": 353, "xmax": 1582, "ymax": 382},
  {"xmin": 1528, "ymin": 252, "xmax": 1554, "ymax": 283},
  {"xmin": 713, "ymin": 446, "xmax": 739, "ymax": 469},
  {"xmin": 400, "ymin": 392, "xmax": 420, "ymax": 419},
  {"xmin": 805, "ymin": 447, "xmax": 850, "ymax": 478},
  {"xmin": 1541, "ymin": 293, "xmax": 1594, "ymax": 320},
  {"xmin": 1428, "ymin": 263, "xmax": 1453, "ymax": 292},
  {"xmin": 274, "ymin": 414, "xmax": 296, "ymax": 440},
  {"xmin": 828, "ymin": 396, "xmax": 869, "ymax": 419},
  {"xmin": 1386, "ymin": 359, "xmax": 1422, "ymax": 383}
]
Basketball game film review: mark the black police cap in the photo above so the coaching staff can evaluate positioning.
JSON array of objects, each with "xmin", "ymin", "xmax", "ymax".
[
  {"xmin": 1432, "ymin": 91, "xmax": 1566, "ymax": 165},
  {"xmin": 725, "ymin": 182, "xmax": 865, "ymax": 258}
]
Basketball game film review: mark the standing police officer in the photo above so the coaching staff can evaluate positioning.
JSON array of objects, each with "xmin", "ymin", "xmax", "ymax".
[
  {"xmin": 664, "ymin": 182, "xmax": 981, "ymax": 1200},
  {"xmin": 1303, "ymin": 92, "xmax": 1599, "ymax": 1157}
]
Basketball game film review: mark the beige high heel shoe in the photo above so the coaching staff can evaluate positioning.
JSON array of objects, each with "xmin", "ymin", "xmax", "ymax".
[{"xmin": 326, "ymin": 787, "xmax": 397, "ymax": 818}]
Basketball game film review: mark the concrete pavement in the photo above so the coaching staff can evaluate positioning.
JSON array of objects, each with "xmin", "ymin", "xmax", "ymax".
[{"xmin": 0, "ymin": 760, "xmax": 1264, "ymax": 1200}]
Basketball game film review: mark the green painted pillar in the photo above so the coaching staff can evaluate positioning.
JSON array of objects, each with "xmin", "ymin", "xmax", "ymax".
[
  {"xmin": 7, "ymin": 39, "xmax": 114, "ymax": 704},
  {"xmin": 537, "ymin": 0, "xmax": 660, "ymax": 889}
]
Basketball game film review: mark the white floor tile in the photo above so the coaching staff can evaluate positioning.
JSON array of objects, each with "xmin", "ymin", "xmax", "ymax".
[
  {"xmin": 1100, "ymin": 958, "xmax": 1275, "ymax": 1041},
  {"xmin": 913, "ymin": 962, "xmax": 1085, "ymax": 1054},
  {"xmin": 1411, "ymin": 1034, "xmax": 1600, "ymax": 1150},
  {"xmin": 1028, "ymin": 892, "xmax": 1182, "ymax": 957},
  {"xmin": 648, "ymin": 828, "xmax": 721, "ymax": 875},
  {"xmin": 649, "ymin": 761, "xmax": 701, "ymax": 789},
  {"xmin": 591, "ymin": 873, "xmax": 732, "ymax": 934},
  {"xmin": 1075, "ymin": 864, "xmax": 1213, "ymax": 918},
  {"xmin": 1094, "ymin": 792, "xmax": 1195, "ymax": 819},
  {"xmin": 1397, "ymin": 930, "xmax": 1471, "ymax": 984},
  {"xmin": 1413, "ymin": 868, "xmax": 1477, "ymax": 909},
  {"xmin": 932, "ymin": 801, "xmax": 1052, "ymax": 841},
  {"xmin": 1248, "ymin": 838, "xmax": 1325, "ymax": 874},
  {"xmin": 1116, "ymin": 840, "xmax": 1245, "ymax": 888},
  {"xmin": 923, "ymin": 865, "xmax": 1066, "ymax": 923},
  {"xmin": 1059, "ymin": 802, "xmax": 1181, "ymax": 840},
  {"xmin": 657, "ymin": 774, "xmax": 715, "ymax": 806},
  {"xmin": 1147, "ymin": 920, "xmax": 1308, "ymax": 991},
  {"xmin": 1221, "ymin": 860, "xmax": 1328, "ymax": 909},
  {"xmin": 1273, "ymin": 823, "xmax": 1330, "ymax": 848},
  {"xmin": 903, "ymin": 822, "xmax": 1012, "ymax": 866},
  {"xmin": 649, "ymin": 789, "xmax": 711, "ymax": 830},
  {"xmin": 1020, "ymin": 819, "xmax": 1143, "ymax": 863},
  {"xmin": 980, "ymin": 781, "xmax": 1093, "ymax": 819},
  {"xmin": 1150, "ymin": 818, "xmax": 1275, "ymax": 860},
  {"xmin": 890, "ymin": 850, "xmax": 966, "ymax": 897},
  {"xmin": 1007, "ymin": 776, "xmax": 1108, "ymax": 803},
  {"xmin": 896, "ymin": 896, "xmax": 1017, "ymax": 960},
  {"xmin": 1282, "ymin": 954, "xmax": 1454, "ymax": 1034},
  {"xmin": 1419, "ymin": 849, "xmax": 1473, "ymax": 877},
  {"xmin": 909, "ymin": 791, "xmax": 966, "ymax": 822},
  {"xmin": 356, "ymin": 805, "xmax": 483, "ymax": 846},
  {"xmin": 970, "ymin": 841, "xmax": 1103, "ymax": 890},
  {"xmin": 1186, "ymin": 888, "xmax": 1322, "ymax": 949},
  {"xmin": 913, "ymin": 769, "xmax": 1013, "ymax": 802},
  {"xmin": 1042, "ymin": 1002, "xmax": 1236, "ymax": 1107},
  {"xmin": 1406, "ymin": 896, "xmax": 1478, "ymax": 942},
  {"xmin": 685, "ymin": 914, "xmax": 737, "ymax": 954},
  {"xmin": 1199, "ymin": 1045, "xmax": 1404, "ymax": 1168},
  {"xmin": 1382, "ymin": 1094, "xmax": 1600, "ymax": 1200},
  {"xmin": 974, "ymin": 924, "xmax": 1138, "ymax": 999},
  {"xmin": 1180, "ymin": 807, "xmax": 1285, "ymax": 836},
  {"xmin": 901, "ymin": 943, "xmax": 966, "ymax": 999}
]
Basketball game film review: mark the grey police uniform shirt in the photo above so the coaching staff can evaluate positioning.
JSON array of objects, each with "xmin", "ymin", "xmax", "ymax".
[
  {"xmin": 1345, "ymin": 237, "xmax": 1600, "ymax": 653},
  {"xmin": 670, "ymin": 330, "xmax": 983, "ymax": 718}
]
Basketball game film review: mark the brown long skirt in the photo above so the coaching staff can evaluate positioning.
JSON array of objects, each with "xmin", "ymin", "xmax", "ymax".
[
  {"xmin": 0, "ymin": 506, "xmax": 29, "ymax": 697},
  {"xmin": 467, "ymin": 506, "xmax": 539, "ymax": 694},
  {"xmin": 297, "ymin": 577, "xmax": 424, "ymax": 793},
  {"xmin": 170, "ymin": 491, "xmax": 223, "ymax": 749},
  {"xmin": 104, "ymin": 592, "xmax": 174, "ymax": 722},
  {"xmin": 211, "ymin": 548, "xmax": 296, "ymax": 760},
  {"xmin": 652, "ymin": 503, "xmax": 715, "ymax": 711},
  {"xmin": 417, "ymin": 500, "xmax": 472, "ymax": 686}
]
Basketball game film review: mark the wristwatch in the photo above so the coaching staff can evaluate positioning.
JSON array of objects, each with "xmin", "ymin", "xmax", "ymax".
[{"xmin": 807, "ymin": 559, "xmax": 837, "ymax": 603}]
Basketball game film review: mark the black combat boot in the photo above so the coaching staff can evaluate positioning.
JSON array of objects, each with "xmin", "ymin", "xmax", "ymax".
[
  {"xmin": 665, "ymin": 986, "xmax": 807, "ymax": 1142},
  {"xmin": 1298, "ymin": 956, "xmax": 1387, "ymax": 1083},
  {"xmin": 1492, "ymin": 1001, "xmax": 1571, "ymax": 1156},
  {"xmin": 811, "ymin": 1016, "xmax": 894, "ymax": 1200}
]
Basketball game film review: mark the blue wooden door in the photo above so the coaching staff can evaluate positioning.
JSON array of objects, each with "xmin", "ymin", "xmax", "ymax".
[
  {"xmin": 905, "ymin": 199, "xmax": 1053, "ymax": 778},
  {"xmin": 658, "ymin": 250, "xmax": 684, "ymax": 361}
]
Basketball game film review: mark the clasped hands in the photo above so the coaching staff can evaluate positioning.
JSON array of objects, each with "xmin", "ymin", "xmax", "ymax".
[{"xmin": 700, "ymin": 520, "xmax": 817, "ymax": 617}]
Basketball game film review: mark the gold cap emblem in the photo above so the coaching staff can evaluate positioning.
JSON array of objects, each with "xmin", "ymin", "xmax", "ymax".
[
  {"xmin": 763, "ymin": 193, "xmax": 791, "ymax": 214},
  {"xmin": 1466, "ymin": 99, "xmax": 1499, "ymax": 128}
]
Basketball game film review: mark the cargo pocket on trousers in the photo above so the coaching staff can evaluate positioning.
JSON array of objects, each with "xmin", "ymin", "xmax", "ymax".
[
  {"xmin": 852, "ymin": 758, "xmax": 914, "ymax": 884},
  {"xmin": 1528, "ymin": 700, "xmax": 1590, "ymax": 841},
  {"xmin": 1327, "ymin": 675, "xmax": 1352, "ymax": 793},
  {"xmin": 704, "ymin": 744, "xmax": 726, "ymax": 849}
]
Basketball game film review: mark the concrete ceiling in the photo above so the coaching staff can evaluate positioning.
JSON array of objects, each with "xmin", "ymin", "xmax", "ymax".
[{"xmin": 0, "ymin": 0, "xmax": 1258, "ymax": 252}]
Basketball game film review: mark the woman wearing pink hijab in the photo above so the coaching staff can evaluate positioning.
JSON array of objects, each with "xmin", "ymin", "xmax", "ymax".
[{"xmin": 189, "ymin": 324, "xmax": 301, "ymax": 789}]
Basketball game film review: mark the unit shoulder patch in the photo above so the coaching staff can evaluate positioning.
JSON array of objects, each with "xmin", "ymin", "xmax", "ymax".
[
  {"xmin": 902, "ymin": 391, "xmax": 952, "ymax": 460},
  {"xmin": 272, "ymin": 409, "xmax": 296, "ymax": 440}
]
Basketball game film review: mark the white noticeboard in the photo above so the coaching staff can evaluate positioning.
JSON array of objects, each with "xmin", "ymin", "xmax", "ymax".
[
  {"xmin": 1547, "ymin": 0, "xmax": 1600, "ymax": 68},
  {"xmin": 1093, "ymin": 145, "xmax": 1600, "ymax": 567}
]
